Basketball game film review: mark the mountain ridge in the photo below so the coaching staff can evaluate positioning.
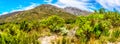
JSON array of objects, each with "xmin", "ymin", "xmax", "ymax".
[
  {"xmin": 64, "ymin": 7, "xmax": 91, "ymax": 15},
  {"xmin": 0, "ymin": 4, "xmax": 90, "ymax": 23}
]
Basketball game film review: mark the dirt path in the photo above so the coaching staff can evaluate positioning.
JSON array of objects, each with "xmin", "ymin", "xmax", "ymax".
[
  {"xmin": 38, "ymin": 35, "xmax": 57, "ymax": 44},
  {"xmin": 108, "ymin": 42, "xmax": 120, "ymax": 44}
]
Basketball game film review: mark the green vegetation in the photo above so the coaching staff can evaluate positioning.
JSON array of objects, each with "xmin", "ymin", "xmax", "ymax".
[
  {"xmin": 0, "ymin": 4, "xmax": 76, "ymax": 23},
  {"xmin": 0, "ymin": 8, "xmax": 120, "ymax": 44},
  {"xmin": 40, "ymin": 15, "xmax": 65, "ymax": 32}
]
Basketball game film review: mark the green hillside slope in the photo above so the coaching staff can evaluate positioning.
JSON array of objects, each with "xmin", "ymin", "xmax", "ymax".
[{"xmin": 0, "ymin": 4, "xmax": 76, "ymax": 23}]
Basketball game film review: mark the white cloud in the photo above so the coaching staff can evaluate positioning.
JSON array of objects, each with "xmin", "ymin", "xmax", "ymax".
[
  {"xmin": 11, "ymin": 3, "xmax": 39, "ymax": 12},
  {"xmin": 23, "ymin": 3, "xmax": 39, "ymax": 10},
  {"xmin": 0, "ymin": 12, "xmax": 9, "ymax": 15},
  {"xmin": 0, "ymin": 3, "xmax": 39, "ymax": 15},
  {"xmin": 96, "ymin": 0, "xmax": 120, "ymax": 11},
  {"xmin": 44, "ymin": 0, "xmax": 52, "ymax": 3},
  {"xmin": 51, "ymin": 0, "xmax": 95, "ymax": 12},
  {"xmin": 50, "ymin": 0, "xmax": 120, "ymax": 12}
]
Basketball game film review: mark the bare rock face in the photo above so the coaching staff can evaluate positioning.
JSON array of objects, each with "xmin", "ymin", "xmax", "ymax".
[{"xmin": 64, "ymin": 7, "xmax": 91, "ymax": 15}]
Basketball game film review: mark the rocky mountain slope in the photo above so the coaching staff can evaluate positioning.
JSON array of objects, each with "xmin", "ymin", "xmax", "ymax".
[
  {"xmin": 0, "ymin": 4, "xmax": 91, "ymax": 23},
  {"xmin": 64, "ymin": 7, "xmax": 91, "ymax": 15},
  {"xmin": 0, "ymin": 4, "xmax": 76, "ymax": 22}
]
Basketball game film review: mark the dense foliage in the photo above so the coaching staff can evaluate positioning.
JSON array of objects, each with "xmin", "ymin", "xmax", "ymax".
[{"xmin": 0, "ymin": 9, "xmax": 120, "ymax": 44}]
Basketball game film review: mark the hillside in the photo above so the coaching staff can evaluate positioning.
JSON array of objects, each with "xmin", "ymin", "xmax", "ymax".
[
  {"xmin": 0, "ymin": 4, "xmax": 120, "ymax": 44},
  {"xmin": 0, "ymin": 4, "xmax": 76, "ymax": 23}
]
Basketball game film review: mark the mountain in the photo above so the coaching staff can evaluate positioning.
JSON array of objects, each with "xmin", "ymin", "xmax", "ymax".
[
  {"xmin": 0, "ymin": 4, "xmax": 91, "ymax": 23},
  {"xmin": 0, "ymin": 4, "xmax": 76, "ymax": 23},
  {"xmin": 64, "ymin": 7, "xmax": 91, "ymax": 15}
]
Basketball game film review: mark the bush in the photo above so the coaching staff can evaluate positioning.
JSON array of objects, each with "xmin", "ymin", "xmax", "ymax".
[
  {"xmin": 0, "ymin": 23, "xmax": 39, "ymax": 44},
  {"xmin": 40, "ymin": 15, "xmax": 65, "ymax": 32},
  {"xmin": 75, "ymin": 14, "xmax": 111, "ymax": 43},
  {"xmin": 20, "ymin": 21, "xmax": 33, "ymax": 32}
]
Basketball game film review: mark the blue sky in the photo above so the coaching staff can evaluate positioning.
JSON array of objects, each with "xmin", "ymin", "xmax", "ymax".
[{"xmin": 0, "ymin": 0, "xmax": 120, "ymax": 15}]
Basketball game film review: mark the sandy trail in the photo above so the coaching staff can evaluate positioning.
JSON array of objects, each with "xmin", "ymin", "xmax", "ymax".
[{"xmin": 38, "ymin": 35, "xmax": 57, "ymax": 44}]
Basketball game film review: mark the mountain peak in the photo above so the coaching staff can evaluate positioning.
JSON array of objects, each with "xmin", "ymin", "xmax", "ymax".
[
  {"xmin": 64, "ymin": 7, "xmax": 91, "ymax": 15},
  {"xmin": 39, "ymin": 4, "xmax": 55, "ymax": 7},
  {"xmin": 65, "ymin": 7, "xmax": 83, "ymax": 11},
  {"xmin": 35, "ymin": 4, "xmax": 59, "ymax": 9}
]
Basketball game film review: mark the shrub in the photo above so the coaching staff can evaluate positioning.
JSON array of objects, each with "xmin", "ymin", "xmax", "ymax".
[{"xmin": 40, "ymin": 15, "xmax": 65, "ymax": 32}]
